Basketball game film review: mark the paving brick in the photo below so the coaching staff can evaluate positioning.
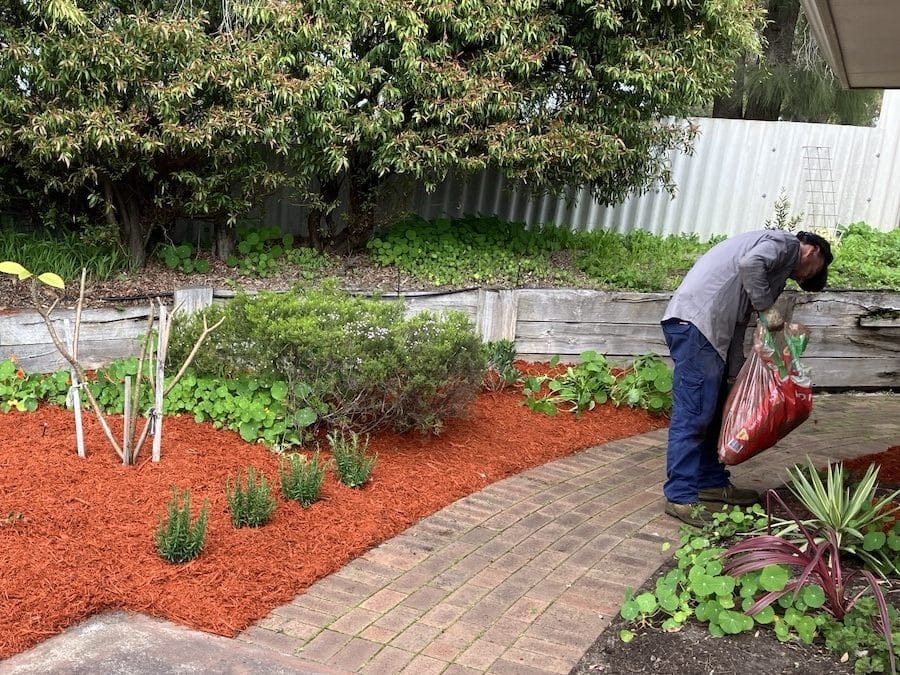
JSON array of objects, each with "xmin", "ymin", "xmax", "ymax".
[
  {"xmin": 389, "ymin": 621, "xmax": 444, "ymax": 652},
  {"xmin": 388, "ymin": 570, "xmax": 434, "ymax": 593},
  {"xmin": 467, "ymin": 565, "xmax": 513, "ymax": 588},
  {"xmin": 295, "ymin": 629, "xmax": 350, "ymax": 663},
  {"xmin": 479, "ymin": 616, "xmax": 531, "ymax": 645},
  {"xmin": 502, "ymin": 595, "xmax": 551, "ymax": 624},
  {"xmin": 512, "ymin": 635, "xmax": 587, "ymax": 661},
  {"xmin": 500, "ymin": 646, "xmax": 574, "ymax": 674},
  {"xmin": 328, "ymin": 637, "xmax": 381, "ymax": 671},
  {"xmin": 459, "ymin": 598, "xmax": 510, "ymax": 627},
  {"xmin": 358, "ymin": 645, "xmax": 415, "ymax": 674},
  {"xmin": 399, "ymin": 654, "xmax": 450, "ymax": 674},
  {"xmin": 371, "ymin": 605, "xmax": 423, "ymax": 633},
  {"xmin": 358, "ymin": 623, "xmax": 397, "ymax": 644},
  {"xmin": 403, "ymin": 584, "xmax": 449, "ymax": 611},
  {"xmin": 280, "ymin": 619, "xmax": 323, "ymax": 642},
  {"xmin": 454, "ymin": 637, "xmax": 507, "ymax": 670},
  {"xmin": 457, "ymin": 525, "xmax": 497, "ymax": 545},
  {"xmin": 489, "ymin": 655, "xmax": 567, "ymax": 675},
  {"xmin": 432, "ymin": 553, "xmax": 493, "ymax": 590},
  {"xmin": 328, "ymin": 607, "xmax": 379, "ymax": 635},
  {"xmin": 421, "ymin": 620, "xmax": 482, "ymax": 661},
  {"xmin": 419, "ymin": 601, "xmax": 468, "ymax": 629},
  {"xmin": 442, "ymin": 582, "xmax": 491, "ymax": 609},
  {"xmin": 442, "ymin": 663, "xmax": 482, "ymax": 675},
  {"xmin": 359, "ymin": 588, "xmax": 408, "ymax": 613},
  {"xmin": 288, "ymin": 594, "xmax": 350, "ymax": 622}
]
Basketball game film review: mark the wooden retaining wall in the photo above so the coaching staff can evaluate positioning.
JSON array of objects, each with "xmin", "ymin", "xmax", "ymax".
[{"xmin": 0, "ymin": 288, "xmax": 896, "ymax": 389}]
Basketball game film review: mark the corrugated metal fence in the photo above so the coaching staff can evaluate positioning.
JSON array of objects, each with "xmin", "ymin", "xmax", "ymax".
[
  {"xmin": 413, "ymin": 91, "xmax": 900, "ymax": 238},
  {"xmin": 263, "ymin": 91, "xmax": 900, "ymax": 239}
]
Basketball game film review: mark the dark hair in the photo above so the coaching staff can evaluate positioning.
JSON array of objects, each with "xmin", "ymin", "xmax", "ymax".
[{"xmin": 796, "ymin": 231, "xmax": 833, "ymax": 291}]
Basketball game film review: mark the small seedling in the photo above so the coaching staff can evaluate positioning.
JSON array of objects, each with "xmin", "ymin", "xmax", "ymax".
[
  {"xmin": 225, "ymin": 467, "xmax": 276, "ymax": 528},
  {"xmin": 280, "ymin": 451, "xmax": 326, "ymax": 507},
  {"xmin": 155, "ymin": 487, "xmax": 208, "ymax": 563},
  {"xmin": 329, "ymin": 430, "xmax": 377, "ymax": 488}
]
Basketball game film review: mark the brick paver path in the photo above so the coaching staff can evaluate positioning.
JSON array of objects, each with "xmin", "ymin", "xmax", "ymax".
[{"xmin": 238, "ymin": 393, "xmax": 900, "ymax": 674}]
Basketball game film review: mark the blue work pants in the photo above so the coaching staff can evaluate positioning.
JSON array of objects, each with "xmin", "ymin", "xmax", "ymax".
[{"xmin": 661, "ymin": 320, "xmax": 731, "ymax": 503}]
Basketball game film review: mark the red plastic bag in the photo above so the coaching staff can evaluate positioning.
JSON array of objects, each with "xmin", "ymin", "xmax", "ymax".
[{"xmin": 718, "ymin": 321, "xmax": 813, "ymax": 466}]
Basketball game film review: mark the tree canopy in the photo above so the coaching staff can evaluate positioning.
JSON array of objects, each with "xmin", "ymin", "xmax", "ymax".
[{"xmin": 1, "ymin": 0, "xmax": 761, "ymax": 263}]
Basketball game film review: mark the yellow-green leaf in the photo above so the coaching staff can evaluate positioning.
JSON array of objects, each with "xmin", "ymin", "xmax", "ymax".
[
  {"xmin": 37, "ymin": 272, "xmax": 65, "ymax": 289},
  {"xmin": 0, "ymin": 261, "xmax": 32, "ymax": 280}
]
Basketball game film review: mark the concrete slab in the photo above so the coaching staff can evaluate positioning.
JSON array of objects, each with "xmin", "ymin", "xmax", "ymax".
[{"xmin": 0, "ymin": 611, "xmax": 347, "ymax": 675}]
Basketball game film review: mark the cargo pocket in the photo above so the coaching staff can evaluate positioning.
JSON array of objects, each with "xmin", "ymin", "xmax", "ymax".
[{"xmin": 678, "ymin": 372, "xmax": 704, "ymax": 417}]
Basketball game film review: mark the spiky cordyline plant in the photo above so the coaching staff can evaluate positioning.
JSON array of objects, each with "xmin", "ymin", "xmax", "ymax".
[{"xmin": 723, "ymin": 489, "xmax": 895, "ymax": 675}]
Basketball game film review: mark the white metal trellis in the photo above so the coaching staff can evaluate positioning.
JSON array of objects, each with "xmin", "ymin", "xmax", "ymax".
[{"xmin": 802, "ymin": 145, "xmax": 839, "ymax": 238}]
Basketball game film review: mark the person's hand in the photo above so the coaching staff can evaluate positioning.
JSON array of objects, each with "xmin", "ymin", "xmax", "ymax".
[{"xmin": 761, "ymin": 307, "xmax": 784, "ymax": 331}]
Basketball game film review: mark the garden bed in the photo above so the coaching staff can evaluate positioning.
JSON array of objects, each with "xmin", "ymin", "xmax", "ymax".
[
  {"xmin": 573, "ymin": 444, "xmax": 900, "ymax": 675},
  {"xmin": 0, "ymin": 370, "xmax": 665, "ymax": 659}
]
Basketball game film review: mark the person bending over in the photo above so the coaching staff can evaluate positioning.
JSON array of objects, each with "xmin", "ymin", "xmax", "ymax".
[{"xmin": 661, "ymin": 229, "xmax": 832, "ymax": 526}]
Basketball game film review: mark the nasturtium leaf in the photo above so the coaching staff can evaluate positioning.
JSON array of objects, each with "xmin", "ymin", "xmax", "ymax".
[
  {"xmin": 800, "ymin": 584, "xmax": 825, "ymax": 609},
  {"xmin": 760, "ymin": 565, "xmax": 789, "ymax": 592},
  {"xmin": 270, "ymin": 381, "xmax": 288, "ymax": 401},
  {"xmin": 635, "ymin": 592, "xmax": 657, "ymax": 614},
  {"xmin": 863, "ymin": 530, "xmax": 887, "ymax": 551},
  {"xmin": 619, "ymin": 629, "xmax": 635, "ymax": 643}
]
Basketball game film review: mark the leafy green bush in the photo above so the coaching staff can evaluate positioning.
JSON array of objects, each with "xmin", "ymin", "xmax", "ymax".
[
  {"xmin": 368, "ymin": 215, "xmax": 574, "ymax": 286},
  {"xmin": 573, "ymin": 229, "xmax": 718, "ymax": 291},
  {"xmin": 522, "ymin": 352, "xmax": 614, "ymax": 416},
  {"xmin": 155, "ymin": 488, "xmax": 209, "ymax": 564},
  {"xmin": 157, "ymin": 242, "xmax": 210, "ymax": 274},
  {"xmin": 328, "ymin": 430, "xmax": 376, "ymax": 488},
  {"xmin": 610, "ymin": 353, "xmax": 673, "ymax": 413},
  {"xmin": 225, "ymin": 467, "xmax": 277, "ymax": 528},
  {"xmin": 279, "ymin": 451, "xmax": 326, "ymax": 507},
  {"xmin": 0, "ymin": 358, "xmax": 66, "ymax": 412},
  {"xmin": 830, "ymin": 223, "xmax": 900, "ymax": 289},
  {"xmin": 167, "ymin": 284, "xmax": 485, "ymax": 435},
  {"xmin": 224, "ymin": 225, "xmax": 330, "ymax": 278}
]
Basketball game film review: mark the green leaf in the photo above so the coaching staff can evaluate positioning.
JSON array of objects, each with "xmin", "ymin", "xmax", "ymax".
[
  {"xmin": 619, "ymin": 629, "xmax": 635, "ymax": 643},
  {"xmin": 37, "ymin": 272, "xmax": 65, "ymax": 289},
  {"xmin": 239, "ymin": 422, "xmax": 259, "ymax": 442},
  {"xmin": 270, "ymin": 381, "xmax": 288, "ymax": 401},
  {"xmin": 0, "ymin": 261, "xmax": 31, "ymax": 280},
  {"xmin": 634, "ymin": 592, "xmax": 657, "ymax": 614},
  {"xmin": 759, "ymin": 565, "xmax": 790, "ymax": 592}
]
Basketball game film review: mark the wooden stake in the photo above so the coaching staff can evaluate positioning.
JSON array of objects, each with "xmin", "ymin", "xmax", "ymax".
[
  {"xmin": 152, "ymin": 304, "xmax": 168, "ymax": 463},
  {"xmin": 63, "ymin": 319, "xmax": 85, "ymax": 459},
  {"xmin": 123, "ymin": 375, "xmax": 132, "ymax": 465}
]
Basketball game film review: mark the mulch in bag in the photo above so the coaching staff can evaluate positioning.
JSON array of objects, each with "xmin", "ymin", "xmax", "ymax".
[{"xmin": 718, "ymin": 320, "xmax": 813, "ymax": 466}]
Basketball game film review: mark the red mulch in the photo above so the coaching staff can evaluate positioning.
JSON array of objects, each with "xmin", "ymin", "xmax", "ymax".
[
  {"xmin": 841, "ymin": 446, "xmax": 900, "ymax": 485},
  {"xmin": 0, "ymin": 369, "xmax": 666, "ymax": 659}
]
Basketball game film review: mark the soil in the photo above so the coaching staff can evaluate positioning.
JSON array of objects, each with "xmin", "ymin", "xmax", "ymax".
[
  {"xmin": 572, "ymin": 445, "xmax": 900, "ymax": 675},
  {"xmin": 0, "ymin": 251, "xmax": 599, "ymax": 312},
  {"xmin": 0, "ymin": 372, "xmax": 665, "ymax": 659}
]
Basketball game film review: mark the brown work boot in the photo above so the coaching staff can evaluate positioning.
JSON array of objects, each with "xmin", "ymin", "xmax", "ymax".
[
  {"xmin": 664, "ymin": 501, "xmax": 710, "ymax": 528},
  {"xmin": 698, "ymin": 484, "xmax": 760, "ymax": 506}
]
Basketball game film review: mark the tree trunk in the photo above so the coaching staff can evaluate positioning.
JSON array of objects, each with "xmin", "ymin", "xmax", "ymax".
[
  {"xmin": 345, "ymin": 159, "xmax": 379, "ymax": 252},
  {"xmin": 712, "ymin": 56, "xmax": 746, "ymax": 119},
  {"xmin": 104, "ymin": 178, "xmax": 149, "ymax": 267},
  {"xmin": 744, "ymin": 0, "xmax": 801, "ymax": 121},
  {"xmin": 214, "ymin": 222, "xmax": 236, "ymax": 260},
  {"xmin": 306, "ymin": 177, "xmax": 343, "ymax": 252}
]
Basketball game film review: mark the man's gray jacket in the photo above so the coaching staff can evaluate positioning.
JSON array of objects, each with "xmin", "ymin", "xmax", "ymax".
[{"xmin": 662, "ymin": 230, "xmax": 800, "ymax": 376}]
